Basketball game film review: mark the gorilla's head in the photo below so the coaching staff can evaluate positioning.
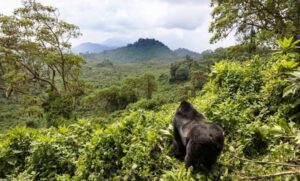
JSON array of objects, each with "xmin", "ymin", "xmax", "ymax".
[{"xmin": 176, "ymin": 101, "xmax": 205, "ymax": 121}]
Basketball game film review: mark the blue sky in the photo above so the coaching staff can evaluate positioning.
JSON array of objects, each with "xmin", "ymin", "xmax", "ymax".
[{"xmin": 0, "ymin": 0, "xmax": 236, "ymax": 52}]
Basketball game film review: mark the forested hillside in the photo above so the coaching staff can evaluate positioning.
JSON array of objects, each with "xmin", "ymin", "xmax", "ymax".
[
  {"xmin": 0, "ymin": 0, "xmax": 300, "ymax": 180},
  {"xmin": 173, "ymin": 48, "xmax": 201, "ymax": 59},
  {"xmin": 82, "ymin": 39, "xmax": 206, "ymax": 62},
  {"xmin": 84, "ymin": 38, "xmax": 177, "ymax": 62}
]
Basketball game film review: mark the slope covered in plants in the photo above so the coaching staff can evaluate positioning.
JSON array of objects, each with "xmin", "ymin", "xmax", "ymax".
[{"xmin": 1, "ymin": 46, "xmax": 299, "ymax": 180}]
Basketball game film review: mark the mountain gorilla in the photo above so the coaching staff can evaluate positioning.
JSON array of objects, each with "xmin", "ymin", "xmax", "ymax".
[{"xmin": 172, "ymin": 101, "xmax": 224, "ymax": 170}]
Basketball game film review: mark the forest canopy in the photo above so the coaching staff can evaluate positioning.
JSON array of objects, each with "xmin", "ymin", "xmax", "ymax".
[
  {"xmin": 0, "ymin": 0, "xmax": 84, "ymax": 97},
  {"xmin": 210, "ymin": 0, "xmax": 300, "ymax": 46}
]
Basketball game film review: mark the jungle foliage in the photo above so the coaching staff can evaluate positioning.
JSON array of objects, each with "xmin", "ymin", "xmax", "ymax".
[
  {"xmin": 0, "ymin": 39, "xmax": 299, "ymax": 180},
  {"xmin": 0, "ymin": 0, "xmax": 300, "ymax": 180}
]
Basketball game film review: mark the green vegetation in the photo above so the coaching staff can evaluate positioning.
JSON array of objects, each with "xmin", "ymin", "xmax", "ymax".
[
  {"xmin": 0, "ymin": 0, "xmax": 300, "ymax": 180},
  {"xmin": 0, "ymin": 0, "xmax": 84, "ymax": 96},
  {"xmin": 0, "ymin": 44, "xmax": 299, "ymax": 179},
  {"xmin": 0, "ymin": 0, "xmax": 85, "ymax": 128}
]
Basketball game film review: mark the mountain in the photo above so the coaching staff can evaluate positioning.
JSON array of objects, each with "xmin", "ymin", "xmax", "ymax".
[
  {"xmin": 72, "ymin": 42, "xmax": 115, "ymax": 54},
  {"xmin": 173, "ymin": 48, "xmax": 201, "ymax": 59},
  {"xmin": 85, "ymin": 38, "xmax": 177, "ymax": 62},
  {"xmin": 82, "ymin": 38, "xmax": 207, "ymax": 62},
  {"xmin": 102, "ymin": 38, "xmax": 130, "ymax": 47}
]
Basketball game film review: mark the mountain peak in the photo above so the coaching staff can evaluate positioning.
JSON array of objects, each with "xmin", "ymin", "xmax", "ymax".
[
  {"xmin": 80, "ymin": 38, "xmax": 203, "ymax": 62},
  {"xmin": 128, "ymin": 38, "xmax": 170, "ymax": 49}
]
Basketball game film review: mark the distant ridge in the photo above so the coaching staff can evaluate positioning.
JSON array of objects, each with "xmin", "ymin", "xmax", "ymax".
[
  {"xmin": 82, "ymin": 38, "xmax": 203, "ymax": 62},
  {"xmin": 72, "ymin": 42, "xmax": 115, "ymax": 54},
  {"xmin": 102, "ymin": 38, "xmax": 129, "ymax": 47},
  {"xmin": 84, "ymin": 38, "xmax": 175, "ymax": 62},
  {"xmin": 173, "ymin": 48, "xmax": 201, "ymax": 59}
]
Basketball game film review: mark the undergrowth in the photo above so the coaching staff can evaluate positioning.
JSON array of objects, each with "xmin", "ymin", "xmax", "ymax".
[{"xmin": 0, "ymin": 52, "xmax": 299, "ymax": 180}]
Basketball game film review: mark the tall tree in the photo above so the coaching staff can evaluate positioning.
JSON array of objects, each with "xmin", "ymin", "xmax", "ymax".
[
  {"xmin": 209, "ymin": 0, "xmax": 300, "ymax": 46},
  {"xmin": 0, "ymin": 0, "xmax": 85, "ymax": 97},
  {"xmin": 140, "ymin": 73, "xmax": 157, "ymax": 99}
]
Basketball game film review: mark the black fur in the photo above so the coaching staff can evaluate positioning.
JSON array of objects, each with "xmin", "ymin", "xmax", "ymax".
[{"xmin": 172, "ymin": 101, "xmax": 224, "ymax": 170}]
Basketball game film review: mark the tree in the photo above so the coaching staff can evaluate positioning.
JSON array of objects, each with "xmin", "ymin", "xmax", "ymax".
[
  {"xmin": 179, "ymin": 85, "xmax": 195, "ymax": 100},
  {"xmin": 140, "ymin": 73, "xmax": 157, "ymax": 99},
  {"xmin": 42, "ymin": 92, "xmax": 75, "ymax": 127},
  {"xmin": 190, "ymin": 71, "xmax": 208, "ymax": 90},
  {"xmin": 0, "ymin": 0, "xmax": 85, "ymax": 97},
  {"xmin": 175, "ymin": 64, "xmax": 189, "ymax": 81},
  {"xmin": 170, "ymin": 61, "xmax": 191, "ymax": 82},
  {"xmin": 209, "ymin": 0, "xmax": 300, "ymax": 46},
  {"xmin": 83, "ymin": 86, "xmax": 120, "ymax": 112},
  {"xmin": 122, "ymin": 76, "xmax": 140, "ymax": 97}
]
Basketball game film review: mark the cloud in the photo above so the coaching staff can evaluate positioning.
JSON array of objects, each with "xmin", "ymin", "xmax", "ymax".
[
  {"xmin": 0, "ymin": 0, "xmax": 236, "ymax": 52},
  {"xmin": 161, "ymin": 0, "xmax": 211, "ymax": 4},
  {"xmin": 40, "ymin": 0, "xmax": 167, "ymax": 31},
  {"xmin": 162, "ymin": 4, "xmax": 210, "ymax": 30},
  {"xmin": 0, "ymin": 0, "xmax": 22, "ymax": 14},
  {"xmin": 36, "ymin": 0, "xmax": 210, "ymax": 31}
]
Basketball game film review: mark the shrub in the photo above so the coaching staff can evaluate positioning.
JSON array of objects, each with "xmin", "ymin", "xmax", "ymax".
[
  {"xmin": 42, "ymin": 93, "xmax": 75, "ymax": 127},
  {"xmin": 0, "ymin": 127, "xmax": 36, "ymax": 177},
  {"xmin": 27, "ymin": 136, "xmax": 76, "ymax": 180}
]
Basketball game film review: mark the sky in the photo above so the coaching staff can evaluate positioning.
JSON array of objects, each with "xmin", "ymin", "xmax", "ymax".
[{"xmin": 0, "ymin": 0, "xmax": 236, "ymax": 52}]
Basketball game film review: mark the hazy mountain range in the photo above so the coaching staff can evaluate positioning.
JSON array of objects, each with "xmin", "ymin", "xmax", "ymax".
[
  {"xmin": 173, "ymin": 48, "xmax": 203, "ymax": 59},
  {"xmin": 71, "ymin": 43, "xmax": 115, "ymax": 54},
  {"xmin": 73, "ymin": 38, "xmax": 203, "ymax": 62}
]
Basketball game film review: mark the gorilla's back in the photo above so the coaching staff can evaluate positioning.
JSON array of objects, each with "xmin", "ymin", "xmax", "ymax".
[
  {"xmin": 186, "ymin": 123, "xmax": 224, "ymax": 169},
  {"xmin": 189, "ymin": 123, "xmax": 224, "ymax": 151},
  {"xmin": 179, "ymin": 120, "xmax": 201, "ymax": 146}
]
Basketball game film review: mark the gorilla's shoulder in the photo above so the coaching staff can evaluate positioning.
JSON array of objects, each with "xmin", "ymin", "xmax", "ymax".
[{"xmin": 177, "ymin": 101, "xmax": 206, "ymax": 121}]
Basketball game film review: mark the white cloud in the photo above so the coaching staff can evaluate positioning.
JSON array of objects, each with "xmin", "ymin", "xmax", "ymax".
[
  {"xmin": 0, "ymin": 0, "xmax": 236, "ymax": 52},
  {"xmin": 160, "ymin": 0, "xmax": 211, "ymax": 4},
  {"xmin": 0, "ymin": 0, "xmax": 22, "ymax": 14},
  {"xmin": 162, "ymin": 4, "xmax": 210, "ymax": 30}
]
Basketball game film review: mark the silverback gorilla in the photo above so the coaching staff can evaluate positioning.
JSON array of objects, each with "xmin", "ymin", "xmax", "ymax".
[{"xmin": 172, "ymin": 101, "xmax": 224, "ymax": 170}]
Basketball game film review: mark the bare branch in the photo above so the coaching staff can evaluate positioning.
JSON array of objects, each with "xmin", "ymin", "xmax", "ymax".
[
  {"xmin": 242, "ymin": 170, "xmax": 300, "ymax": 180},
  {"xmin": 232, "ymin": 155, "xmax": 300, "ymax": 167}
]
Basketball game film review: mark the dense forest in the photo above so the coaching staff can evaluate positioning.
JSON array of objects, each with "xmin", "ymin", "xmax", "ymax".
[{"xmin": 0, "ymin": 0, "xmax": 300, "ymax": 180}]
